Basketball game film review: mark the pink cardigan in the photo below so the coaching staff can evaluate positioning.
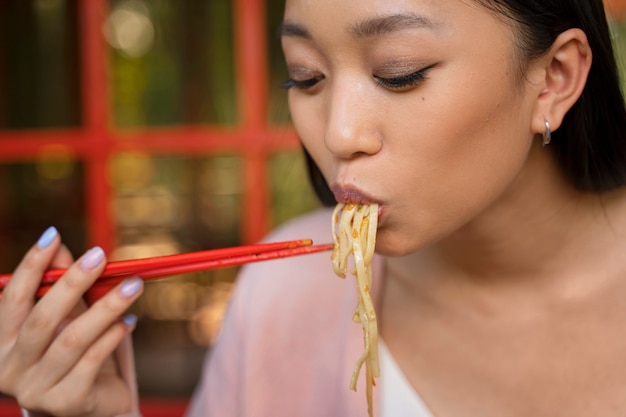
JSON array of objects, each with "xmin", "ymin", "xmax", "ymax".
[
  {"xmin": 23, "ymin": 208, "xmax": 383, "ymax": 417},
  {"xmin": 186, "ymin": 207, "xmax": 383, "ymax": 417}
]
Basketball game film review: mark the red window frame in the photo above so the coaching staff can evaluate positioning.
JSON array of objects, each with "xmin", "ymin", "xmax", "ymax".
[
  {"xmin": 0, "ymin": 1, "xmax": 296, "ymax": 414},
  {"xmin": 0, "ymin": 0, "xmax": 299, "ymax": 253}
]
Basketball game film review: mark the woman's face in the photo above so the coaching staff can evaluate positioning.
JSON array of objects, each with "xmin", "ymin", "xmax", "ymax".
[{"xmin": 282, "ymin": 0, "xmax": 543, "ymax": 256}]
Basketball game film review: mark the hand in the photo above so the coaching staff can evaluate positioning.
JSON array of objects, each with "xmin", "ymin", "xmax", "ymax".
[{"xmin": 0, "ymin": 227, "xmax": 144, "ymax": 417}]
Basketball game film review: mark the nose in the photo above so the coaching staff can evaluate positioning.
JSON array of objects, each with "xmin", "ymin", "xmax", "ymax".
[{"xmin": 324, "ymin": 81, "xmax": 383, "ymax": 159}]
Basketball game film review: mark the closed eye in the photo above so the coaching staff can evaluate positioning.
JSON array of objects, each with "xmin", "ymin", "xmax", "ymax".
[
  {"xmin": 281, "ymin": 76, "xmax": 325, "ymax": 90},
  {"xmin": 374, "ymin": 64, "xmax": 435, "ymax": 91}
]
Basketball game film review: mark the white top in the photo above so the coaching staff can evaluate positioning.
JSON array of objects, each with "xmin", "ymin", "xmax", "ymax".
[{"xmin": 379, "ymin": 340, "xmax": 435, "ymax": 417}]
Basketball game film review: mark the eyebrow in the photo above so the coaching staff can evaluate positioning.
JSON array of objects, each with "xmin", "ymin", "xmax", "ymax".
[
  {"xmin": 350, "ymin": 13, "xmax": 437, "ymax": 37},
  {"xmin": 278, "ymin": 21, "xmax": 312, "ymax": 39},
  {"xmin": 278, "ymin": 13, "xmax": 436, "ymax": 40}
]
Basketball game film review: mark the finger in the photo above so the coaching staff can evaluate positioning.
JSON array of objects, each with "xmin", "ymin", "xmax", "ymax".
[
  {"xmin": 18, "ymin": 320, "xmax": 136, "ymax": 417},
  {"xmin": 37, "ymin": 277, "xmax": 143, "ymax": 387},
  {"xmin": 53, "ymin": 299, "xmax": 89, "ymax": 339},
  {"xmin": 45, "ymin": 320, "xmax": 136, "ymax": 417},
  {"xmin": 85, "ymin": 280, "xmax": 117, "ymax": 306},
  {"xmin": 16, "ymin": 246, "xmax": 107, "ymax": 364},
  {"xmin": 0, "ymin": 227, "xmax": 61, "ymax": 336},
  {"xmin": 50, "ymin": 243, "xmax": 74, "ymax": 269},
  {"xmin": 2, "ymin": 226, "xmax": 60, "ymax": 301}
]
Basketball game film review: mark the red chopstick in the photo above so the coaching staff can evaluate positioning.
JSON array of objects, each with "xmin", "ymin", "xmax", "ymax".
[{"xmin": 0, "ymin": 240, "xmax": 334, "ymax": 299}]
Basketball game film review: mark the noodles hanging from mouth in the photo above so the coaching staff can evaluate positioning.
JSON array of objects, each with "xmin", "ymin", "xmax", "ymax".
[{"xmin": 331, "ymin": 203, "xmax": 379, "ymax": 417}]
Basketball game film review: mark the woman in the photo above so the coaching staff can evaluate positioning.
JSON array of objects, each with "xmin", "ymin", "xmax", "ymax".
[{"xmin": 3, "ymin": 0, "xmax": 626, "ymax": 416}]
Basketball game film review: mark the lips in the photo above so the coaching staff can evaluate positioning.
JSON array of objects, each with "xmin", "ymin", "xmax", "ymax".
[{"xmin": 330, "ymin": 184, "xmax": 381, "ymax": 205}]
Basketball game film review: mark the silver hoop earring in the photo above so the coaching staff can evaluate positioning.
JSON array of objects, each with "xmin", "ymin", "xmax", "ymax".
[{"xmin": 542, "ymin": 120, "xmax": 551, "ymax": 146}]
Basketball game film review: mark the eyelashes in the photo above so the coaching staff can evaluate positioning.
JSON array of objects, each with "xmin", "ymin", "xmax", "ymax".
[
  {"xmin": 282, "ymin": 65, "xmax": 434, "ymax": 92},
  {"xmin": 281, "ymin": 76, "xmax": 325, "ymax": 90},
  {"xmin": 374, "ymin": 69, "xmax": 428, "ymax": 90}
]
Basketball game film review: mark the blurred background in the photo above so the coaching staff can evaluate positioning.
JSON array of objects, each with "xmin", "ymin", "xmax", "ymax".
[
  {"xmin": 0, "ymin": 0, "xmax": 321, "ymax": 415},
  {"xmin": 1, "ymin": 0, "xmax": 626, "ymax": 415}
]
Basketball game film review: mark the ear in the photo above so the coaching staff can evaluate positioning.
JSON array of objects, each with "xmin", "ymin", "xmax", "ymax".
[{"xmin": 530, "ymin": 28, "xmax": 592, "ymax": 136}]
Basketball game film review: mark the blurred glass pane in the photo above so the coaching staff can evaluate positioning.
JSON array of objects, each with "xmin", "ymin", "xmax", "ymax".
[
  {"xmin": 110, "ymin": 153, "xmax": 243, "ymax": 250},
  {"xmin": 0, "ymin": 0, "xmax": 81, "ymax": 129},
  {"xmin": 267, "ymin": 0, "xmax": 290, "ymax": 124},
  {"xmin": 0, "ymin": 161, "xmax": 86, "ymax": 273},
  {"xmin": 108, "ymin": 0, "xmax": 237, "ymax": 127},
  {"xmin": 269, "ymin": 151, "xmax": 321, "ymax": 227},
  {"xmin": 130, "ymin": 268, "xmax": 236, "ymax": 396},
  {"xmin": 109, "ymin": 152, "xmax": 242, "ymax": 396}
]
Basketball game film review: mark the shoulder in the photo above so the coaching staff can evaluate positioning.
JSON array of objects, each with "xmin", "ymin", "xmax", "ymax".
[
  {"xmin": 229, "ymin": 207, "xmax": 353, "ymax": 334},
  {"xmin": 214, "ymin": 207, "xmax": 356, "ymax": 373},
  {"xmin": 261, "ymin": 206, "xmax": 334, "ymax": 244},
  {"xmin": 202, "ymin": 208, "xmax": 374, "ymax": 415},
  {"xmin": 237, "ymin": 207, "xmax": 335, "ymax": 284},
  {"xmin": 236, "ymin": 207, "xmax": 337, "ymax": 296}
]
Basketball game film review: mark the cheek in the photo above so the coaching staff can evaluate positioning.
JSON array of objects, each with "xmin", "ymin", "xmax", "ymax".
[
  {"xmin": 407, "ymin": 61, "xmax": 531, "ymax": 182},
  {"xmin": 289, "ymin": 95, "xmax": 333, "ymax": 172},
  {"xmin": 377, "ymin": 83, "xmax": 534, "ymax": 253}
]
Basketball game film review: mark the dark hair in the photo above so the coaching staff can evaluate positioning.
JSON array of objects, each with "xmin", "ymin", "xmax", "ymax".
[
  {"xmin": 303, "ymin": 0, "xmax": 626, "ymax": 206},
  {"xmin": 479, "ymin": 0, "xmax": 626, "ymax": 192}
]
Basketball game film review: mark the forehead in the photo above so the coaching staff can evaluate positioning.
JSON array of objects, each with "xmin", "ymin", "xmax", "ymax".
[
  {"xmin": 280, "ymin": 12, "xmax": 440, "ymax": 40},
  {"xmin": 281, "ymin": 0, "xmax": 524, "ymax": 86},
  {"xmin": 281, "ymin": 0, "xmax": 515, "ymax": 52},
  {"xmin": 282, "ymin": 0, "xmax": 505, "ymax": 38}
]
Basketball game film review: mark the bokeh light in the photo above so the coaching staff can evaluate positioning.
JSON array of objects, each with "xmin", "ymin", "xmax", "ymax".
[
  {"xmin": 104, "ymin": 0, "xmax": 155, "ymax": 58},
  {"xmin": 35, "ymin": 144, "xmax": 76, "ymax": 182}
]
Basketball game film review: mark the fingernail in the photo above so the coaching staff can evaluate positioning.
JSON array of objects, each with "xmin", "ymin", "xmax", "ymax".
[
  {"xmin": 37, "ymin": 226, "xmax": 58, "ymax": 249},
  {"xmin": 123, "ymin": 314, "xmax": 138, "ymax": 326},
  {"xmin": 80, "ymin": 246, "xmax": 105, "ymax": 271},
  {"xmin": 120, "ymin": 277, "xmax": 143, "ymax": 298}
]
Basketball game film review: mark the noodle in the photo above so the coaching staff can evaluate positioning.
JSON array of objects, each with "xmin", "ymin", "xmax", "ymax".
[{"xmin": 331, "ymin": 203, "xmax": 379, "ymax": 417}]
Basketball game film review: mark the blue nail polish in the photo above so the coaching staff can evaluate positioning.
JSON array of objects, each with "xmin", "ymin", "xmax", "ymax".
[
  {"xmin": 80, "ymin": 246, "xmax": 105, "ymax": 271},
  {"xmin": 120, "ymin": 277, "xmax": 143, "ymax": 298},
  {"xmin": 123, "ymin": 314, "xmax": 138, "ymax": 326},
  {"xmin": 37, "ymin": 227, "xmax": 58, "ymax": 249}
]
